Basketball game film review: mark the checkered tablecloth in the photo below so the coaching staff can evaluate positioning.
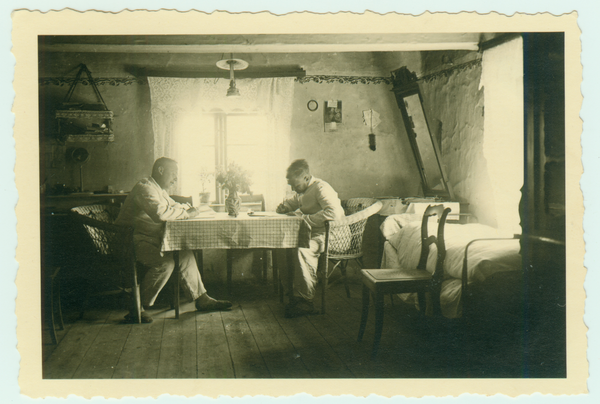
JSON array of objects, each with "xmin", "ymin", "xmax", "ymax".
[{"xmin": 161, "ymin": 212, "xmax": 311, "ymax": 252}]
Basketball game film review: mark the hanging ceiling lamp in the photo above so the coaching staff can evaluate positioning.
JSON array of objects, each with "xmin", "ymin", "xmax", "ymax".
[{"xmin": 216, "ymin": 54, "xmax": 249, "ymax": 97}]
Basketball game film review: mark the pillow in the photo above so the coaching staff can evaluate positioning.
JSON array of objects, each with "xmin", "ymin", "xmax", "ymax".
[{"xmin": 379, "ymin": 213, "xmax": 421, "ymax": 240}]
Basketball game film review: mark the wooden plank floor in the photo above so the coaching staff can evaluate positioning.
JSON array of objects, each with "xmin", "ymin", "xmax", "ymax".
[{"xmin": 43, "ymin": 279, "xmax": 529, "ymax": 379}]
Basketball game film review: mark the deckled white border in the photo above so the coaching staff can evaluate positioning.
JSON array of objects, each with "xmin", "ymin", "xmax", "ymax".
[{"xmin": 5, "ymin": 2, "xmax": 598, "ymax": 402}]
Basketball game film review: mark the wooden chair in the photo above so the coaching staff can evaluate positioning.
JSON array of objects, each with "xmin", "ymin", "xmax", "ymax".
[
  {"xmin": 42, "ymin": 266, "xmax": 64, "ymax": 344},
  {"xmin": 239, "ymin": 194, "xmax": 282, "ymax": 298},
  {"xmin": 70, "ymin": 204, "xmax": 180, "ymax": 323},
  {"xmin": 357, "ymin": 204, "xmax": 451, "ymax": 357},
  {"xmin": 318, "ymin": 198, "xmax": 383, "ymax": 314},
  {"xmin": 240, "ymin": 193, "xmax": 266, "ymax": 212}
]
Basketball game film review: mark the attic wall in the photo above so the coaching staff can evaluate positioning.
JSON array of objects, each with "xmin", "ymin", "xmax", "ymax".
[
  {"xmin": 39, "ymin": 50, "xmax": 422, "ymax": 198},
  {"xmin": 290, "ymin": 80, "xmax": 419, "ymax": 199},
  {"xmin": 418, "ymin": 60, "xmax": 490, "ymax": 224},
  {"xmin": 40, "ymin": 80, "xmax": 154, "ymax": 193}
]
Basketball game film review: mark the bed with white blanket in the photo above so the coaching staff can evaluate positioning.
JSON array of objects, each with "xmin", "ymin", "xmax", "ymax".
[{"xmin": 379, "ymin": 212, "xmax": 522, "ymax": 318}]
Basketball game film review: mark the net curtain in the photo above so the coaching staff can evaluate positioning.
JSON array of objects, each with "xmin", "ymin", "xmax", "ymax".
[{"xmin": 148, "ymin": 76, "xmax": 295, "ymax": 211}]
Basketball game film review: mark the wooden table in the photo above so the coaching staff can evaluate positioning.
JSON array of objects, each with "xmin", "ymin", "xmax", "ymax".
[{"xmin": 162, "ymin": 212, "xmax": 310, "ymax": 315}]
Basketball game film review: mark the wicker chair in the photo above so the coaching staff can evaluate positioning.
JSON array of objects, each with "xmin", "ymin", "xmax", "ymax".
[
  {"xmin": 317, "ymin": 198, "xmax": 383, "ymax": 314},
  {"xmin": 70, "ymin": 204, "xmax": 144, "ymax": 323}
]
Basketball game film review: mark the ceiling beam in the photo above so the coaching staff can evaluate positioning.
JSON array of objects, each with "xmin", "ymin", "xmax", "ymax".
[{"xmin": 40, "ymin": 42, "xmax": 480, "ymax": 54}]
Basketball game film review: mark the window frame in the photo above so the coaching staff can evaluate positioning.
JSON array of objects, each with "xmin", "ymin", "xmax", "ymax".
[{"xmin": 208, "ymin": 110, "xmax": 267, "ymax": 204}]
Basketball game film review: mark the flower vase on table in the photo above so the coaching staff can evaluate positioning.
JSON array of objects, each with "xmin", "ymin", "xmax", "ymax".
[
  {"xmin": 216, "ymin": 162, "xmax": 253, "ymax": 218},
  {"xmin": 225, "ymin": 191, "xmax": 242, "ymax": 217}
]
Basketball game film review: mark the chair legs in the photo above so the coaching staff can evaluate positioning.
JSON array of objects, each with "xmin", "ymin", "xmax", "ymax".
[
  {"xmin": 172, "ymin": 252, "xmax": 181, "ymax": 319},
  {"xmin": 272, "ymin": 250, "xmax": 284, "ymax": 303},
  {"xmin": 46, "ymin": 295, "xmax": 57, "ymax": 344},
  {"xmin": 340, "ymin": 260, "xmax": 351, "ymax": 298},
  {"xmin": 262, "ymin": 250, "xmax": 269, "ymax": 282},
  {"xmin": 320, "ymin": 255, "xmax": 329, "ymax": 314},
  {"xmin": 319, "ymin": 258, "xmax": 355, "ymax": 313},
  {"xmin": 268, "ymin": 249, "xmax": 284, "ymax": 302},
  {"xmin": 357, "ymin": 284, "xmax": 385, "ymax": 358},
  {"xmin": 226, "ymin": 250, "xmax": 234, "ymax": 298},
  {"xmin": 417, "ymin": 292, "xmax": 426, "ymax": 315},
  {"xmin": 47, "ymin": 270, "xmax": 58, "ymax": 344},
  {"xmin": 44, "ymin": 267, "xmax": 64, "ymax": 344},
  {"xmin": 373, "ymin": 292, "xmax": 385, "ymax": 358},
  {"xmin": 54, "ymin": 274, "xmax": 65, "ymax": 331},
  {"xmin": 357, "ymin": 283, "xmax": 370, "ymax": 342}
]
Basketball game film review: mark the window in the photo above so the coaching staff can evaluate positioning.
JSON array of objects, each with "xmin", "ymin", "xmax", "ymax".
[
  {"xmin": 178, "ymin": 111, "xmax": 269, "ymax": 203},
  {"xmin": 148, "ymin": 77, "xmax": 295, "ymax": 210}
]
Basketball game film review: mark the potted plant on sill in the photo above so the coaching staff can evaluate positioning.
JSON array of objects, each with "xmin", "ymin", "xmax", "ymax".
[
  {"xmin": 216, "ymin": 162, "xmax": 252, "ymax": 217},
  {"xmin": 198, "ymin": 167, "xmax": 214, "ymax": 205}
]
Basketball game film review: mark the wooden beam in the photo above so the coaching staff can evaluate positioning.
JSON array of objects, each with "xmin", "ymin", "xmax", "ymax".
[{"xmin": 40, "ymin": 42, "xmax": 480, "ymax": 54}]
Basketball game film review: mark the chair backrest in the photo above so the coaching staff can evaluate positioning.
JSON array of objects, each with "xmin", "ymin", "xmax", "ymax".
[
  {"xmin": 416, "ymin": 204, "xmax": 452, "ymax": 280},
  {"xmin": 342, "ymin": 197, "xmax": 379, "ymax": 216},
  {"xmin": 240, "ymin": 194, "xmax": 266, "ymax": 211},
  {"xmin": 328, "ymin": 198, "xmax": 383, "ymax": 258},
  {"xmin": 70, "ymin": 204, "xmax": 135, "ymax": 286},
  {"xmin": 71, "ymin": 204, "xmax": 121, "ymax": 224},
  {"xmin": 70, "ymin": 204, "xmax": 128, "ymax": 256}
]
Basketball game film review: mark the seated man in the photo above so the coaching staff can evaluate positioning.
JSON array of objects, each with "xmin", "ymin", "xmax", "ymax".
[
  {"xmin": 116, "ymin": 157, "xmax": 232, "ymax": 323},
  {"xmin": 276, "ymin": 159, "xmax": 344, "ymax": 318}
]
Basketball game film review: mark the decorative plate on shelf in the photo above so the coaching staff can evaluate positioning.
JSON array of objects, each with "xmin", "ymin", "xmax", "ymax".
[{"xmin": 71, "ymin": 147, "xmax": 90, "ymax": 164}]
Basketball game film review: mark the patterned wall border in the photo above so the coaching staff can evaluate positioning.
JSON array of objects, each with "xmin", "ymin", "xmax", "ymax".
[
  {"xmin": 40, "ymin": 61, "xmax": 481, "ymax": 88},
  {"xmin": 40, "ymin": 77, "xmax": 146, "ymax": 86},
  {"xmin": 295, "ymin": 75, "xmax": 392, "ymax": 85}
]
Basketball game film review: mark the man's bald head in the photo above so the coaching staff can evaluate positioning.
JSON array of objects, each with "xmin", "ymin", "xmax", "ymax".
[{"xmin": 152, "ymin": 157, "xmax": 178, "ymax": 190}]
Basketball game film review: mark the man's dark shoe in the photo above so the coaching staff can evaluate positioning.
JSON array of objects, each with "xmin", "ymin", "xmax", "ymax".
[
  {"xmin": 195, "ymin": 297, "xmax": 233, "ymax": 312},
  {"xmin": 284, "ymin": 297, "xmax": 317, "ymax": 318},
  {"xmin": 124, "ymin": 311, "xmax": 153, "ymax": 323}
]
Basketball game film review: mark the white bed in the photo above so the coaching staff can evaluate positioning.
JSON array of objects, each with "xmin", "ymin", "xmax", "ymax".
[{"xmin": 379, "ymin": 213, "xmax": 522, "ymax": 318}]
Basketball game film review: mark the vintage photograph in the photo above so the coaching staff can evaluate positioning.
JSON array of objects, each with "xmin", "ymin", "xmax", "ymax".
[{"xmin": 13, "ymin": 10, "xmax": 586, "ymax": 398}]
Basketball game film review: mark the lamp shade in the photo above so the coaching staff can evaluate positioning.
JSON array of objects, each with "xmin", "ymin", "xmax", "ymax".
[{"xmin": 216, "ymin": 56, "xmax": 248, "ymax": 97}]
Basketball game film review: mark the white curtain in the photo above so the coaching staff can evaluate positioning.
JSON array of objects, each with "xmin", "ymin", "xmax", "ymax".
[
  {"xmin": 148, "ymin": 77, "xmax": 295, "ymax": 210},
  {"xmin": 480, "ymin": 36, "xmax": 524, "ymax": 234}
]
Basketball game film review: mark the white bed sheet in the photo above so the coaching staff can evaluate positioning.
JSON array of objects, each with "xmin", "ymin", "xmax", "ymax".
[
  {"xmin": 381, "ymin": 241, "xmax": 463, "ymax": 318},
  {"xmin": 380, "ymin": 218, "xmax": 521, "ymax": 318}
]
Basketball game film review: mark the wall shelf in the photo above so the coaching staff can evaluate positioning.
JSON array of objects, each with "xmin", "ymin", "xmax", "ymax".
[
  {"xmin": 54, "ymin": 64, "xmax": 114, "ymax": 142},
  {"xmin": 56, "ymin": 109, "xmax": 114, "ymax": 142}
]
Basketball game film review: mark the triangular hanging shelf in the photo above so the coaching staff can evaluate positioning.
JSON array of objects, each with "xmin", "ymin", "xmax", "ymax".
[{"xmin": 55, "ymin": 64, "xmax": 114, "ymax": 142}]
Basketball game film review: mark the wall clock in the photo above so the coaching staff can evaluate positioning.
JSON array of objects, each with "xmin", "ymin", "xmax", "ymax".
[{"xmin": 307, "ymin": 100, "xmax": 318, "ymax": 111}]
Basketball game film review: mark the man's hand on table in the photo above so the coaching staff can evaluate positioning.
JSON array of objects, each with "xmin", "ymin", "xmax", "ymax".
[
  {"xmin": 276, "ymin": 203, "xmax": 289, "ymax": 214},
  {"xmin": 186, "ymin": 207, "xmax": 200, "ymax": 218}
]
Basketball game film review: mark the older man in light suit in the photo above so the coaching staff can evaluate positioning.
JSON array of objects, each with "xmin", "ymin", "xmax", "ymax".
[{"xmin": 116, "ymin": 157, "xmax": 231, "ymax": 323}]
